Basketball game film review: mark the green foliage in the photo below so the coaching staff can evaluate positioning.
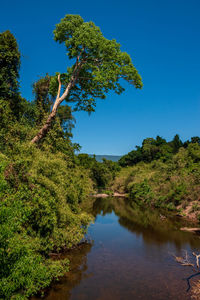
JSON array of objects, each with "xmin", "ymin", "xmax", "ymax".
[
  {"xmin": 115, "ymin": 143, "xmax": 200, "ymax": 211},
  {"xmin": 0, "ymin": 84, "xmax": 93, "ymax": 298},
  {"xmin": 77, "ymin": 154, "xmax": 120, "ymax": 190},
  {"xmin": 0, "ymin": 36, "xmax": 94, "ymax": 297},
  {"xmin": 0, "ymin": 30, "xmax": 24, "ymax": 119},
  {"xmin": 49, "ymin": 14, "xmax": 142, "ymax": 113},
  {"xmin": 129, "ymin": 179, "xmax": 154, "ymax": 205},
  {"xmin": 28, "ymin": 14, "xmax": 142, "ymax": 145},
  {"xmin": 0, "ymin": 19, "xmax": 141, "ymax": 299},
  {"xmin": 91, "ymin": 162, "xmax": 113, "ymax": 189},
  {"xmin": 0, "ymin": 145, "xmax": 93, "ymax": 299},
  {"xmin": 0, "ymin": 30, "xmax": 20, "ymax": 98},
  {"xmin": 32, "ymin": 74, "xmax": 52, "ymax": 124},
  {"xmin": 0, "ymin": 100, "xmax": 34, "ymax": 155},
  {"xmin": 0, "ymin": 191, "xmax": 69, "ymax": 300},
  {"xmin": 119, "ymin": 134, "xmax": 199, "ymax": 167},
  {"xmin": 170, "ymin": 134, "xmax": 183, "ymax": 153},
  {"xmin": 187, "ymin": 142, "xmax": 200, "ymax": 163}
]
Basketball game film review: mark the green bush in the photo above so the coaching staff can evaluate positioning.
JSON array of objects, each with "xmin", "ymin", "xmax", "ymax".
[
  {"xmin": 0, "ymin": 146, "xmax": 93, "ymax": 299},
  {"xmin": 129, "ymin": 179, "xmax": 154, "ymax": 205},
  {"xmin": 115, "ymin": 144, "xmax": 200, "ymax": 212},
  {"xmin": 77, "ymin": 154, "xmax": 120, "ymax": 190}
]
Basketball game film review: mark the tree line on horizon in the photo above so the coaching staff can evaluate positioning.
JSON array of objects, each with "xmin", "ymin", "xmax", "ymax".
[{"xmin": 119, "ymin": 134, "xmax": 200, "ymax": 167}]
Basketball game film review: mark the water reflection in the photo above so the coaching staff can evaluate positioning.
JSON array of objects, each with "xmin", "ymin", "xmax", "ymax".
[
  {"xmin": 33, "ymin": 243, "xmax": 92, "ymax": 300},
  {"xmin": 36, "ymin": 197, "xmax": 200, "ymax": 300},
  {"xmin": 92, "ymin": 197, "xmax": 200, "ymax": 249}
]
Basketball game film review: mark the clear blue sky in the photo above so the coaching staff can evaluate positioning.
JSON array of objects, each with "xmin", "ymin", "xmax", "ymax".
[{"xmin": 1, "ymin": 0, "xmax": 200, "ymax": 155}]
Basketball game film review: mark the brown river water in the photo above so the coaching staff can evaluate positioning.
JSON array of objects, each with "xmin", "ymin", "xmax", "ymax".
[{"xmin": 34, "ymin": 197, "xmax": 200, "ymax": 300}]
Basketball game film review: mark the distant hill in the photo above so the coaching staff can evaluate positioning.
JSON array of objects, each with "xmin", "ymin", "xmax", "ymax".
[{"xmin": 89, "ymin": 154, "xmax": 121, "ymax": 162}]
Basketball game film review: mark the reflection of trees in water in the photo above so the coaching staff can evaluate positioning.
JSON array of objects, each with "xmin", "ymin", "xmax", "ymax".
[
  {"xmin": 92, "ymin": 197, "xmax": 200, "ymax": 249},
  {"xmin": 35, "ymin": 243, "xmax": 93, "ymax": 300},
  {"xmin": 33, "ymin": 198, "xmax": 200, "ymax": 300},
  {"xmin": 118, "ymin": 216, "xmax": 199, "ymax": 250},
  {"xmin": 92, "ymin": 197, "xmax": 114, "ymax": 217}
]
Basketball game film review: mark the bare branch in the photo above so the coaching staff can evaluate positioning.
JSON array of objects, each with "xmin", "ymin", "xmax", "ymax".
[
  {"xmin": 171, "ymin": 250, "xmax": 194, "ymax": 267},
  {"xmin": 31, "ymin": 49, "xmax": 87, "ymax": 144},
  {"xmin": 56, "ymin": 73, "xmax": 62, "ymax": 100},
  {"xmin": 193, "ymin": 253, "xmax": 200, "ymax": 268}
]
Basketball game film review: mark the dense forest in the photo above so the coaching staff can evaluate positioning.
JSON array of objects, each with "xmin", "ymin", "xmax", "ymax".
[
  {"xmin": 0, "ymin": 14, "xmax": 142, "ymax": 299},
  {"xmin": 0, "ymin": 31, "xmax": 93, "ymax": 299},
  {"xmin": 0, "ymin": 14, "xmax": 200, "ymax": 300}
]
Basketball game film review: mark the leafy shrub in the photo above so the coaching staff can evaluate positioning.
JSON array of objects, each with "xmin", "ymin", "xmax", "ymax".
[
  {"xmin": 115, "ymin": 144, "xmax": 200, "ymax": 213},
  {"xmin": 0, "ymin": 146, "xmax": 93, "ymax": 299},
  {"xmin": 129, "ymin": 179, "xmax": 154, "ymax": 205},
  {"xmin": 77, "ymin": 154, "xmax": 120, "ymax": 190}
]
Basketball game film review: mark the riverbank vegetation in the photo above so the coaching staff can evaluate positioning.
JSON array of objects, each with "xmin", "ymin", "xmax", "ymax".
[
  {"xmin": 113, "ymin": 135, "xmax": 200, "ymax": 219},
  {"xmin": 1, "ymin": 12, "xmax": 199, "ymax": 300},
  {"xmin": 77, "ymin": 154, "xmax": 120, "ymax": 191}
]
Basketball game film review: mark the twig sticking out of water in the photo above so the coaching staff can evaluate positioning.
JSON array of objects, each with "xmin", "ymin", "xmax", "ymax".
[
  {"xmin": 171, "ymin": 250, "xmax": 200, "ymax": 294},
  {"xmin": 193, "ymin": 252, "xmax": 200, "ymax": 269},
  {"xmin": 172, "ymin": 250, "xmax": 194, "ymax": 267}
]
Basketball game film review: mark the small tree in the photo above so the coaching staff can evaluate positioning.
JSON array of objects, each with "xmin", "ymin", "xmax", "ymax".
[
  {"xmin": 31, "ymin": 14, "xmax": 143, "ymax": 144},
  {"xmin": 171, "ymin": 134, "xmax": 183, "ymax": 153},
  {"xmin": 0, "ymin": 30, "xmax": 21, "ymax": 118}
]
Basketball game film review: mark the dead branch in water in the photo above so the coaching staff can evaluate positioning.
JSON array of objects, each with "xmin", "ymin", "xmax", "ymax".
[
  {"xmin": 172, "ymin": 250, "xmax": 194, "ymax": 267},
  {"xmin": 193, "ymin": 252, "xmax": 200, "ymax": 269},
  {"xmin": 172, "ymin": 250, "xmax": 200, "ymax": 295}
]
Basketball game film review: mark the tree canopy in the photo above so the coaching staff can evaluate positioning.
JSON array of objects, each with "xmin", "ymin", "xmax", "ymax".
[
  {"xmin": 118, "ymin": 135, "xmax": 200, "ymax": 167},
  {"xmin": 31, "ymin": 14, "xmax": 143, "ymax": 143},
  {"xmin": 51, "ymin": 14, "xmax": 143, "ymax": 111}
]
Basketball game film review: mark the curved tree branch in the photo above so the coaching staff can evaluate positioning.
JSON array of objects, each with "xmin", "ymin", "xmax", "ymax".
[{"xmin": 30, "ymin": 59, "xmax": 85, "ymax": 144}]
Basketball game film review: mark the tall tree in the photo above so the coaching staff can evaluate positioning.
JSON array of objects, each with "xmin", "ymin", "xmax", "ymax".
[
  {"xmin": 171, "ymin": 134, "xmax": 183, "ymax": 153},
  {"xmin": 31, "ymin": 14, "xmax": 143, "ymax": 144},
  {"xmin": 0, "ymin": 30, "xmax": 21, "ymax": 117}
]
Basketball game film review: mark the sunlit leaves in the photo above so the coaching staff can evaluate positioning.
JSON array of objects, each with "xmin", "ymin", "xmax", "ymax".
[{"xmin": 52, "ymin": 14, "xmax": 143, "ymax": 112}]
